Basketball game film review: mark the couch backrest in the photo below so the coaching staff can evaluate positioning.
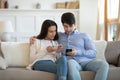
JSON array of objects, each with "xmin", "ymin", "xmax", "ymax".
[{"xmin": 0, "ymin": 41, "xmax": 108, "ymax": 67}]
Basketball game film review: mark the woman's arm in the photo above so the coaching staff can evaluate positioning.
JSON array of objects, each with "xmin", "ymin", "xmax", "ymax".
[{"xmin": 30, "ymin": 39, "xmax": 40, "ymax": 63}]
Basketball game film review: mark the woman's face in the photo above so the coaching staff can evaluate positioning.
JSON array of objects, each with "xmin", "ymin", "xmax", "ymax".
[{"xmin": 45, "ymin": 26, "xmax": 56, "ymax": 40}]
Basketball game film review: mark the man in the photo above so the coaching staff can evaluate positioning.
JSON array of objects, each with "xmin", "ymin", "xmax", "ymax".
[
  {"xmin": 30, "ymin": 12, "xmax": 109, "ymax": 80},
  {"xmin": 59, "ymin": 12, "xmax": 109, "ymax": 80}
]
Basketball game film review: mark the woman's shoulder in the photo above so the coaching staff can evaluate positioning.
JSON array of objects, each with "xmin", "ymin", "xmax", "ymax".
[
  {"xmin": 34, "ymin": 39, "xmax": 40, "ymax": 42},
  {"xmin": 34, "ymin": 39, "xmax": 42, "ymax": 44},
  {"xmin": 35, "ymin": 39, "xmax": 49, "ymax": 43}
]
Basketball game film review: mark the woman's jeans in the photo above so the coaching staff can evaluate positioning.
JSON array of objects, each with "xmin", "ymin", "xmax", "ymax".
[
  {"xmin": 33, "ymin": 56, "xmax": 67, "ymax": 80},
  {"xmin": 67, "ymin": 59, "xmax": 109, "ymax": 80}
]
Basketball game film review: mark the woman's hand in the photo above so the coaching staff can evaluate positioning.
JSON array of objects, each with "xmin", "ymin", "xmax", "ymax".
[
  {"xmin": 56, "ymin": 44, "xmax": 63, "ymax": 53},
  {"xmin": 47, "ymin": 44, "xmax": 63, "ymax": 53},
  {"xmin": 30, "ymin": 36, "xmax": 36, "ymax": 45},
  {"xmin": 46, "ymin": 46, "xmax": 54, "ymax": 52}
]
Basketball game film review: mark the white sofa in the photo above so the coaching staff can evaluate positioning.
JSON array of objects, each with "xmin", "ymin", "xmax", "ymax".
[{"xmin": 0, "ymin": 41, "xmax": 120, "ymax": 80}]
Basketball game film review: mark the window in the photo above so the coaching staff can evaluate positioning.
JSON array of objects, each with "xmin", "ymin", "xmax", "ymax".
[{"xmin": 103, "ymin": 0, "xmax": 119, "ymax": 41}]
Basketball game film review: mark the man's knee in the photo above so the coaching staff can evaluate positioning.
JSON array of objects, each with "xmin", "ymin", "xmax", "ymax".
[
  {"xmin": 100, "ymin": 60, "xmax": 109, "ymax": 69},
  {"xmin": 67, "ymin": 59, "xmax": 82, "ymax": 70},
  {"xmin": 68, "ymin": 59, "xmax": 77, "ymax": 66}
]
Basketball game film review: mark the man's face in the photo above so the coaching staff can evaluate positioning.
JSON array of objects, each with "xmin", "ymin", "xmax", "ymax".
[{"xmin": 63, "ymin": 23, "xmax": 75, "ymax": 34}]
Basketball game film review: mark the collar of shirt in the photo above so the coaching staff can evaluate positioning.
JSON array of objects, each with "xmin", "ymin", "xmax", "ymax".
[{"xmin": 64, "ymin": 28, "xmax": 78, "ymax": 35}]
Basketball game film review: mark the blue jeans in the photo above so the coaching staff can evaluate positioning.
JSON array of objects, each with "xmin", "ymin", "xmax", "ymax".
[
  {"xmin": 33, "ymin": 56, "xmax": 67, "ymax": 80},
  {"xmin": 67, "ymin": 59, "xmax": 109, "ymax": 80}
]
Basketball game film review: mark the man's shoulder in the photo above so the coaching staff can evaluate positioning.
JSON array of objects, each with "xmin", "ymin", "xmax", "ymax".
[
  {"xmin": 80, "ymin": 32, "xmax": 89, "ymax": 36},
  {"xmin": 76, "ymin": 32, "xmax": 89, "ymax": 36}
]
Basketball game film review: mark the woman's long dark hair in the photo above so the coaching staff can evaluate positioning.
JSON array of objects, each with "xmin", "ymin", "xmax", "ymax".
[{"xmin": 37, "ymin": 19, "xmax": 59, "ymax": 40}]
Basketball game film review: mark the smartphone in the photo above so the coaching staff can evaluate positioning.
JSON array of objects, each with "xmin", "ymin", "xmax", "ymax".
[{"xmin": 66, "ymin": 49, "xmax": 72, "ymax": 56}]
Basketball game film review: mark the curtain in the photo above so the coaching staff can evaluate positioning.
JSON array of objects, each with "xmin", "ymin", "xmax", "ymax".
[
  {"xmin": 96, "ymin": 0, "xmax": 105, "ymax": 40},
  {"xmin": 115, "ymin": 1, "xmax": 120, "ymax": 40}
]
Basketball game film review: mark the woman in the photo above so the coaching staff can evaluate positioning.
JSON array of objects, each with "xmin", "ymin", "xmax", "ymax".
[{"xmin": 27, "ymin": 19, "xmax": 67, "ymax": 80}]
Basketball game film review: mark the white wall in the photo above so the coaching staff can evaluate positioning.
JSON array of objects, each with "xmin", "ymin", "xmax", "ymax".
[
  {"xmin": 7, "ymin": 0, "xmax": 98, "ymax": 40},
  {"xmin": 80, "ymin": 0, "xmax": 98, "ymax": 40}
]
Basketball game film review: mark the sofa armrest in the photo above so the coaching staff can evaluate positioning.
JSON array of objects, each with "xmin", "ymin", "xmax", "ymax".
[
  {"xmin": 105, "ymin": 41, "xmax": 120, "ymax": 66},
  {"xmin": 118, "ymin": 55, "xmax": 120, "ymax": 67}
]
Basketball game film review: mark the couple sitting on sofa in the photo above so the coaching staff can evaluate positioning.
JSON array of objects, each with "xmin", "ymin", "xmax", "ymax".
[{"xmin": 28, "ymin": 12, "xmax": 109, "ymax": 80}]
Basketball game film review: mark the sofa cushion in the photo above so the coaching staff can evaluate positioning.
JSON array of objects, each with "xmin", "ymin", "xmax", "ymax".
[
  {"xmin": 94, "ymin": 40, "xmax": 107, "ymax": 60},
  {"xmin": 105, "ymin": 41, "xmax": 120, "ymax": 66},
  {"xmin": 107, "ymin": 67, "xmax": 120, "ymax": 80},
  {"xmin": 1, "ymin": 42, "xmax": 30, "ymax": 67},
  {"xmin": 0, "ymin": 67, "xmax": 55, "ymax": 80}
]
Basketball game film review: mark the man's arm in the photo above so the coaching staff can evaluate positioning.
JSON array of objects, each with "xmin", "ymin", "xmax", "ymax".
[
  {"xmin": 75, "ymin": 33, "xmax": 97, "ymax": 58},
  {"xmin": 80, "ymin": 34, "xmax": 96, "ymax": 58},
  {"xmin": 29, "ymin": 36, "xmax": 37, "ymax": 45}
]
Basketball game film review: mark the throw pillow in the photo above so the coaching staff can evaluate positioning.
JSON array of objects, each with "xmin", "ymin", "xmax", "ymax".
[
  {"xmin": 0, "ymin": 41, "xmax": 4, "ymax": 58},
  {"xmin": 1, "ymin": 42, "xmax": 30, "ymax": 67},
  {"xmin": 94, "ymin": 40, "xmax": 107, "ymax": 60},
  {"xmin": 0, "ymin": 56, "xmax": 7, "ymax": 69}
]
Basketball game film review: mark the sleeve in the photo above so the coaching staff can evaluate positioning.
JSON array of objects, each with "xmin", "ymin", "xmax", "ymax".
[
  {"xmin": 53, "ymin": 41, "xmax": 61, "ymax": 58},
  {"xmin": 76, "ymin": 34, "xmax": 97, "ymax": 58},
  {"xmin": 30, "ymin": 39, "xmax": 41, "ymax": 63}
]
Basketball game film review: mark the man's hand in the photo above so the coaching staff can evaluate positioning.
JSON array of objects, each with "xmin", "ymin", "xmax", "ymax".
[
  {"xmin": 30, "ymin": 36, "xmax": 36, "ymax": 45},
  {"xmin": 66, "ymin": 49, "xmax": 77, "ymax": 56}
]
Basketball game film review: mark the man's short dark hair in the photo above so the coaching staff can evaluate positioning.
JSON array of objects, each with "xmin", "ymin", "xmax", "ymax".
[{"xmin": 61, "ymin": 12, "xmax": 75, "ymax": 26}]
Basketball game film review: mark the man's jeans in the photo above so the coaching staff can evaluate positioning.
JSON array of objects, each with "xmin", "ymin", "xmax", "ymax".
[
  {"xmin": 33, "ymin": 56, "xmax": 67, "ymax": 80},
  {"xmin": 67, "ymin": 59, "xmax": 109, "ymax": 80}
]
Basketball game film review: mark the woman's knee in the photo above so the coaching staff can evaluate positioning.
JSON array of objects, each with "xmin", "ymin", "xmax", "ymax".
[
  {"xmin": 57, "ymin": 56, "xmax": 67, "ymax": 68},
  {"xmin": 59, "ymin": 56, "xmax": 67, "ymax": 63}
]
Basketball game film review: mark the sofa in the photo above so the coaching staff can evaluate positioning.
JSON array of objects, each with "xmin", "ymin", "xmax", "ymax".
[{"xmin": 0, "ymin": 40, "xmax": 120, "ymax": 80}]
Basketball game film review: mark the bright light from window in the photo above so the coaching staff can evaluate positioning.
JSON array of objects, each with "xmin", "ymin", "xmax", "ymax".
[{"xmin": 108, "ymin": 0, "xmax": 119, "ymax": 19}]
